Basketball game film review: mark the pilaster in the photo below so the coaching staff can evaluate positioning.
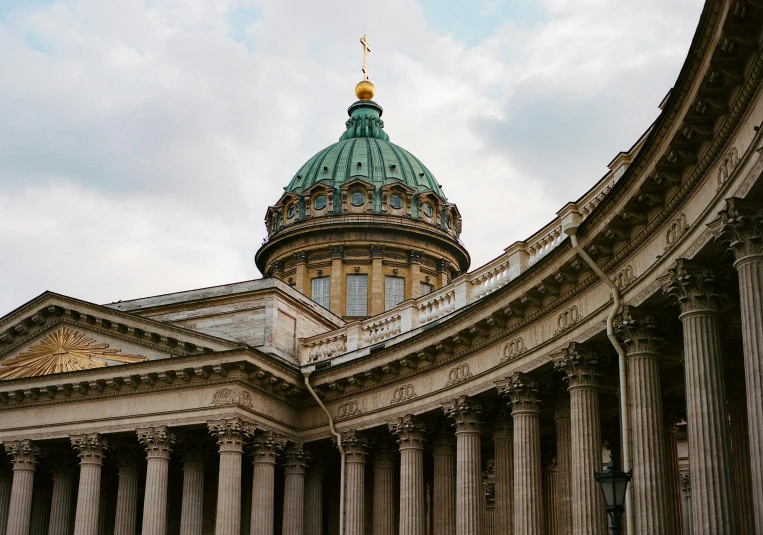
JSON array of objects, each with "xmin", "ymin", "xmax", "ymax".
[{"xmin": 329, "ymin": 245, "xmax": 344, "ymax": 315}]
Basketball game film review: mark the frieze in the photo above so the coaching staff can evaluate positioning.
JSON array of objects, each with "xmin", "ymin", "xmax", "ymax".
[
  {"xmin": 612, "ymin": 265, "xmax": 634, "ymax": 291},
  {"xmin": 446, "ymin": 363, "xmax": 472, "ymax": 386},
  {"xmin": 335, "ymin": 400, "xmax": 361, "ymax": 420},
  {"xmin": 211, "ymin": 387, "xmax": 253, "ymax": 408},
  {"xmin": 665, "ymin": 213, "xmax": 689, "ymax": 251},
  {"xmin": 630, "ymin": 280, "xmax": 663, "ymax": 307},
  {"xmin": 717, "ymin": 147, "xmax": 739, "ymax": 191},
  {"xmin": 501, "ymin": 338, "xmax": 527, "ymax": 363},
  {"xmin": 555, "ymin": 306, "xmax": 580, "ymax": 334},
  {"xmin": 390, "ymin": 384, "xmax": 416, "ymax": 405}
]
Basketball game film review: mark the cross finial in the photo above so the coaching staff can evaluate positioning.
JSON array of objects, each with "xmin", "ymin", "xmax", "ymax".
[{"xmin": 360, "ymin": 35, "xmax": 371, "ymax": 81}]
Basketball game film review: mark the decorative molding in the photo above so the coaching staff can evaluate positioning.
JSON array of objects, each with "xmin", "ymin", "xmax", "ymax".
[
  {"xmin": 211, "ymin": 387, "xmax": 253, "ymax": 408},
  {"xmin": 555, "ymin": 306, "xmax": 580, "ymax": 334},
  {"xmin": 446, "ymin": 363, "xmax": 472, "ymax": 386},
  {"xmin": 665, "ymin": 213, "xmax": 689, "ymax": 251},
  {"xmin": 501, "ymin": 337, "xmax": 527, "ymax": 363},
  {"xmin": 716, "ymin": 147, "xmax": 739, "ymax": 191},
  {"xmin": 390, "ymin": 384, "xmax": 416, "ymax": 405},
  {"xmin": 335, "ymin": 400, "xmax": 361, "ymax": 420}
]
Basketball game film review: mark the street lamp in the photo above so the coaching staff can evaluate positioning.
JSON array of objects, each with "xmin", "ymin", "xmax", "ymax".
[{"xmin": 595, "ymin": 456, "xmax": 631, "ymax": 535}]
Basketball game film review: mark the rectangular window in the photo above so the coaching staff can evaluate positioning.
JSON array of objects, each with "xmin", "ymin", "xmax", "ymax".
[
  {"xmin": 311, "ymin": 277, "xmax": 330, "ymax": 309},
  {"xmin": 385, "ymin": 276, "xmax": 405, "ymax": 311},
  {"xmin": 420, "ymin": 282, "xmax": 434, "ymax": 296},
  {"xmin": 346, "ymin": 274, "xmax": 368, "ymax": 317}
]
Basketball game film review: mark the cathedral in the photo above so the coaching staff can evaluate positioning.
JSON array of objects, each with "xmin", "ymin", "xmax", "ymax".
[{"xmin": 2, "ymin": 1, "xmax": 763, "ymax": 535}]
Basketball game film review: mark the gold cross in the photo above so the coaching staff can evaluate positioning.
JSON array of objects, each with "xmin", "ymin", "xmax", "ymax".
[{"xmin": 360, "ymin": 34, "xmax": 371, "ymax": 81}]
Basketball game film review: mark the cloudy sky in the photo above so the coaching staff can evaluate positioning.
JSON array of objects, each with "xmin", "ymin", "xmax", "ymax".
[{"xmin": 0, "ymin": 0, "xmax": 704, "ymax": 314}]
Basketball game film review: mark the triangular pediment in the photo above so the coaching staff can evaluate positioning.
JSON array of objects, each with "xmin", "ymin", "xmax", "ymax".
[{"xmin": 0, "ymin": 292, "xmax": 241, "ymax": 382}]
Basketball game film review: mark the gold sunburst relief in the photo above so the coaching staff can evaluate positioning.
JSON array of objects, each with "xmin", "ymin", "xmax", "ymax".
[{"xmin": 0, "ymin": 326, "xmax": 148, "ymax": 380}]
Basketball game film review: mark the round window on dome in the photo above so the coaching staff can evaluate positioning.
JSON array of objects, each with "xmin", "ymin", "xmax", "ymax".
[
  {"xmin": 421, "ymin": 203, "xmax": 434, "ymax": 218},
  {"xmin": 287, "ymin": 204, "xmax": 297, "ymax": 219},
  {"xmin": 389, "ymin": 194, "xmax": 403, "ymax": 210},
  {"xmin": 313, "ymin": 195, "xmax": 327, "ymax": 210},
  {"xmin": 350, "ymin": 191, "xmax": 365, "ymax": 206}
]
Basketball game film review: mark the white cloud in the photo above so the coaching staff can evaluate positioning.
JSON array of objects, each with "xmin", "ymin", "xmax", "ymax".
[{"xmin": 0, "ymin": 0, "xmax": 704, "ymax": 314}]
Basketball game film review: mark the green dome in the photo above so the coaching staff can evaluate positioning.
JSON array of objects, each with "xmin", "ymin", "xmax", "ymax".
[{"xmin": 284, "ymin": 100, "xmax": 447, "ymax": 200}]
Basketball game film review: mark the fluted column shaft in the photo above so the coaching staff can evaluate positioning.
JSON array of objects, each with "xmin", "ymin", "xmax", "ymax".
[
  {"xmin": 29, "ymin": 487, "xmax": 50, "ymax": 535},
  {"xmin": 729, "ymin": 386, "xmax": 756, "ymax": 533},
  {"xmin": 113, "ymin": 456, "xmax": 139, "ymax": 535},
  {"xmin": 555, "ymin": 398, "xmax": 572, "ymax": 535},
  {"xmin": 71, "ymin": 434, "xmax": 108, "ymax": 535},
  {"xmin": 664, "ymin": 421, "xmax": 684, "ymax": 535},
  {"xmin": 492, "ymin": 419, "xmax": 513, "ymax": 535},
  {"xmin": 433, "ymin": 432, "xmax": 456, "ymax": 535},
  {"xmin": 282, "ymin": 445, "xmax": 309, "ymax": 535},
  {"xmin": 138, "ymin": 427, "xmax": 176, "ymax": 535},
  {"xmin": 444, "ymin": 397, "xmax": 483, "ymax": 535},
  {"xmin": 209, "ymin": 420, "xmax": 249, "ymax": 535},
  {"xmin": 390, "ymin": 416, "xmax": 426, "ymax": 535},
  {"xmin": 681, "ymin": 474, "xmax": 693, "ymax": 535},
  {"xmin": 250, "ymin": 432, "xmax": 284, "ymax": 535},
  {"xmin": 47, "ymin": 463, "xmax": 74, "ymax": 535},
  {"xmin": 305, "ymin": 467, "xmax": 324, "ymax": 535},
  {"xmin": 373, "ymin": 447, "xmax": 396, "ymax": 535},
  {"xmin": 5, "ymin": 441, "xmax": 40, "ymax": 535},
  {"xmin": 178, "ymin": 445, "xmax": 205, "ymax": 535},
  {"xmin": 341, "ymin": 431, "xmax": 369, "ymax": 535},
  {"xmin": 0, "ymin": 466, "xmax": 12, "ymax": 535},
  {"xmin": 544, "ymin": 461, "xmax": 558, "ymax": 535}
]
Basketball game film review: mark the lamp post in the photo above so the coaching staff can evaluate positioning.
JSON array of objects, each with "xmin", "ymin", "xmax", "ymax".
[{"xmin": 595, "ymin": 457, "xmax": 631, "ymax": 535}]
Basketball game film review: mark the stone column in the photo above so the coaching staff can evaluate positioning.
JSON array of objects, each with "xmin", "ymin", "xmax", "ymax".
[
  {"xmin": 0, "ymin": 462, "xmax": 13, "ymax": 535},
  {"xmin": 432, "ymin": 430, "xmax": 456, "ymax": 535},
  {"xmin": 208, "ymin": 420, "xmax": 249, "ymax": 535},
  {"xmin": 408, "ymin": 251, "xmax": 423, "ymax": 299},
  {"xmin": 304, "ymin": 459, "xmax": 324, "ymax": 535},
  {"xmin": 492, "ymin": 414, "xmax": 512, "ymax": 535},
  {"xmin": 70, "ymin": 434, "xmax": 108, "ymax": 535},
  {"xmin": 339, "ymin": 430, "xmax": 369, "ymax": 535},
  {"xmin": 712, "ymin": 198, "xmax": 763, "ymax": 532},
  {"xmin": 137, "ymin": 426, "xmax": 176, "ymax": 535},
  {"xmin": 282, "ymin": 444, "xmax": 309, "ymax": 535},
  {"xmin": 250, "ymin": 431, "xmax": 285, "ymax": 535},
  {"xmin": 615, "ymin": 308, "xmax": 672, "ymax": 534},
  {"xmin": 664, "ymin": 260, "xmax": 736, "ymax": 533},
  {"xmin": 680, "ymin": 473, "xmax": 692, "ymax": 535},
  {"xmin": 389, "ymin": 415, "xmax": 426, "ymax": 535},
  {"xmin": 483, "ymin": 462, "xmax": 495, "ymax": 535},
  {"xmin": 293, "ymin": 251, "xmax": 308, "ymax": 294},
  {"xmin": 544, "ymin": 458, "xmax": 558, "ymax": 535},
  {"xmin": 498, "ymin": 373, "xmax": 543, "ymax": 535},
  {"xmin": 113, "ymin": 449, "xmax": 140, "ymax": 535},
  {"xmin": 30, "ymin": 486, "xmax": 51, "ymax": 535},
  {"xmin": 444, "ymin": 396, "xmax": 484, "ymax": 535},
  {"xmin": 329, "ymin": 246, "xmax": 344, "ymax": 315},
  {"xmin": 554, "ymin": 394, "xmax": 572, "ymax": 534},
  {"xmin": 47, "ymin": 456, "xmax": 75, "ymax": 535},
  {"xmin": 728, "ymin": 374, "xmax": 756, "ymax": 533},
  {"xmin": 373, "ymin": 444, "xmax": 396, "ymax": 535},
  {"xmin": 178, "ymin": 443, "xmax": 205, "ymax": 535},
  {"xmin": 663, "ymin": 416, "xmax": 684, "ymax": 535},
  {"xmin": 4, "ymin": 440, "xmax": 40, "ymax": 535},
  {"xmin": 554, "ymin": 344, "xmax": 606, "ymax": 535}
]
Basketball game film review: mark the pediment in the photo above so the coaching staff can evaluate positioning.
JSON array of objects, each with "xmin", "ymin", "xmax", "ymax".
[{"xmin": 0, "ymin": 292, "xmax": 240, "ymax": 382}]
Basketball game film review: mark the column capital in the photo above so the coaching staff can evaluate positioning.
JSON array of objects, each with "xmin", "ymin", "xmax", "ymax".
[
  {"xmin": 662, "ymin": 259, "xmax": 726, "ymax": 314},
  {"xmin": 137, "ymin": 425, "xmax": 176, "ymax": 460},
  {"xmin": 374, "ymin": 441, "xmax": 397, "ymax": 467},
  {"xmin": 370, "ymin": 244, "xmax": 385, "ymax": 258},
  {"xmin": 70, "ymin": 433, "xmax": 109, "ymax": 465},
  {"xmin": 330, "ymin": 245, "xmax": 344, "ymax": 259},
  {"xmin": 432, "ymin": 427, "xmax": 456, "ymax": 455},
  {"xmin": 493, "ymin": 409, "xmax": 513, "ymax": 441},
  {"xmin": 47, "ymin": 447, "xmax": 76, "ymax": 476},
  {"xmin": 113, "ymin": 445, "xmax": 141, "ymax": 476},
  {"xmin": 554, "ymin": 391, "xmax": 571, "ymax": 420},
  {"xmin": 292, "ymin": 251, "xmax": 309, "ymax": 265},
  {"xmin": 709, "ymin": 197, "xmax": 763, "ymax": 262},
  {"xmin": 553, "ymin": 342, "xmax": 602, "ymax": 389},
  {"xmin": 207, "ymin": 417, "xmax": 253, "ymax": 453},
  {"xmin": 338, "ymin": 429, "xmax": 369, "ymax": 462},
  {"xmin": 389, "ymin": 414, "xmax": 427, "ymax": 450},
  {"xmin": 408, "ymin": 249, "xmax": 424, "ymax": 264},
  {"xmin": 251, "ymin": 431, "xmax": 286, "ymax": 464},
  {"xmin": 4, "ymin": 439, "xmax": 41, "ymax": 470},
  {"xmin": 615, "ymin": 305, "xmax": 665, "ymax": 355},
  {"xmin": 179, "ymin": 442, "xmax": 205, "ymax": 471},
  {"xmin": 498, "ymin": 372, "xmax": 543, "ymax": 414},
  {"xmin": 283, "ymin": 443, "xmax": 310, "ymax": 475},
  {"xmin": 443, "ymin": 395, "xmax": 482, "ymax": 434}
]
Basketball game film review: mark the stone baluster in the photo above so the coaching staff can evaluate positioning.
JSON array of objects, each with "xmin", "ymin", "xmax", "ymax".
[
  {"xmin": 712, "ymin": 198, "xmax": 763, "ymax": 532},
  {"xmin": 443, "ymin": 396, "xmax": 484, "ymax": 535},
  {"xmin": 339, "ymin": 430, "xmax": 369, "ymax": 535},
  {"xmin": 492, "ymin": 413, "xmax": 513, "ymax": 535},
  {"xmin": 483, "ymin": 461, "xmax": 495, "ymax": 535},
  {"xmin": 250, "ymin": 431, "xmax": 285, "ymax": 535},
  {"xmin": 282, "ymin": 444, "xmax": 309, "ymax": 535},
  {"xmin": 0, "ymin": 462, "xmax": 12, "ymax": 535},
  {"xmin": 498, "ymin": 373, "xmax": 544, "ymax": 535},
  {"xmin": 664, "ymin": 260, "xmax": 736, "ymax": 534},
  {"xmin": 373, "ymin": 443, "xmax": 396, "ymax": 535},
  {"xmin": 178, "ymin": 443, "xmax": 205, "ymax": 535},
  {"xmin": 614, "ymin": 308, "xmax": 672, "ymax": 534},
  {"xmin": 208, "ymin": 419, "xmax": 250, "ymax": 535},
  {"xmin": 137, "ymin": 426, "xmax": 176, "ymax": 535},
  {"xmin": 432, "ymin": 429, "xmax": 456, "ymax": 535},
  {"xmin": 663, "ymin": 413, "xmax": 684, "ymax": 535},
  {"xmin": 47, "ymin": 455, "xmax": 75, "ymax": 535},
  {"xmin": 113, "ymin": 449, "xmax": 140, "ymax": 535},
  {"xmin": 554, "ymin": 394, "xmax": 572, "ymax": 534},
  {"xmin": 389, "ymin": 415, "xmax": 427, "ymax": 535},
  {"xmin": 305, "ymin": 457, "xmax": 324, "ymax": 535},
  {"xmin": 727, "ymin": 372, "xmax": 756, "ymax": 533},
  {"xmin": 4, "ymin": 440, "xmax": 41, "ymax": 535},
  {"xmin": 71, "ymin": 434, "xmax": 108, "ymax": 535},
  {"xmin": 554, "ymin": 343, "xmax": 606, "ymax": 535},
  {"xmin": 544, "ymin": 458, "xmax": 558, "ymax": 535}
]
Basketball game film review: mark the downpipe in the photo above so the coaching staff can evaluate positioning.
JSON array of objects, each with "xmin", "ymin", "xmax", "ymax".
[
  {"xmin": 568, "ymin": 231, "xmax": 633, "ymax": 535},
  {"xmin": 303, "ymin": 369, "xmax": 345, "ymax": 535}
]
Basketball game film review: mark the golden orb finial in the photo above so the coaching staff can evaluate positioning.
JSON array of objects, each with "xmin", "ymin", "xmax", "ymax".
[{"xmin": 355, "ymin": 80, "xmax": 375, "ymax": 101}]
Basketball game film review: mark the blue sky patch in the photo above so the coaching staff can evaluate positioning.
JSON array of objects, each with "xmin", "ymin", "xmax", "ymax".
[{"xmin": 228, "ymin": 4, "xmax": 260, "ymax": 52}]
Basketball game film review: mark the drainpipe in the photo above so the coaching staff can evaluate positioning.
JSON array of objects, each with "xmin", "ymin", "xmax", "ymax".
[
  {"xmin": 303, "ymin": 369, "xmax": 345, "ymax": 535},
  {"xmin": 561, "ymin": 211, "xmax": 632, "ymax": 535}
]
